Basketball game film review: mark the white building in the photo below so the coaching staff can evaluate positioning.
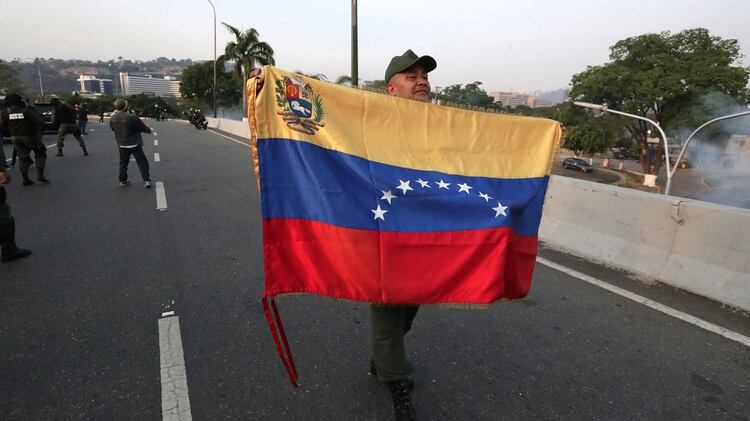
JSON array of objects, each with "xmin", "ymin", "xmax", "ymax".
[
  {"xmin": 77, "ymin": 75, "xmax": 114, "ymax": 96},
  {"xmin": 119, "ymin": 72, "xmax": 181, "ymax": 97},
  {"xmin": 489, "ymin": 91, "xmax": 551, "ymax": 108}
]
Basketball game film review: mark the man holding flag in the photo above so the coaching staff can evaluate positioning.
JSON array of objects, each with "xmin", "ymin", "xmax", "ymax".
[{"xmin": 249, "ymin": 47, "xmax": 560, "ymax": 421}]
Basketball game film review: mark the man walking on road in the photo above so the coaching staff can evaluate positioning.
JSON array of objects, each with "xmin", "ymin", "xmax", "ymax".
[
  {"xmin": 51, "ymin": 98, "xmax": 88, "ymax": 157},
  {"xmin": 109, "ymin": 99, "xmax": 152, "ymax": 188},
  {"xmin": 365, "ymin": 49, "xmax": 437, "ymax": 421}
]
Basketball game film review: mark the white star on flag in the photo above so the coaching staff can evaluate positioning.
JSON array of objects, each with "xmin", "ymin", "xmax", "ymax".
[
  {"xmin": 492, "ymin": 202, "xmax": 508, "ymax": 217},
  {"xmin": 478, "ymin": 192, "xmax": 492, "ymax": 202},
  {"xmin": 436, "ymin": 179, "xmax": 450, "ymax": 189},
  {"xmin": 457, "ymin": 183, "xmax": 473, "ymax": 194},
  {"xmin": 416, "ymin": 178, "xmax": 431, "ymax": 188},
  {"xmin": 396, "ymin": 179, "xmax": 413, "ymax": 195},
  {"xmin": 372, "ymin": 204, "xmax": 388, "ymax": 220},
  {"xmin": 381, "ymin": 190, "xmax": 396, "ymax": 204}
]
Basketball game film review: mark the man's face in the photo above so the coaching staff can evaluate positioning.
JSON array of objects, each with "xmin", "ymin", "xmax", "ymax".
[{"xmin": 386, "ymin": 64, "xmax": 431, "ymax": 102}]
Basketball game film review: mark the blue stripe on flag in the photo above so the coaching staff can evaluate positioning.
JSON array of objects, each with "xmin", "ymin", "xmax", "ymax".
[{"xmin": 258, "ymin": 138, "xmax": 549, "ymax": 236}]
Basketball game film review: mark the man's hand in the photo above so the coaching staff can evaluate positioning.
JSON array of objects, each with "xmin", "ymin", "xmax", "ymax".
[
  {"xmin": 0, "ymin": 170, "xmax": 11, "ymax": 185},
  {"xmin": 249, "ymin": 68, "xmax": 264, "ymax": 94}
]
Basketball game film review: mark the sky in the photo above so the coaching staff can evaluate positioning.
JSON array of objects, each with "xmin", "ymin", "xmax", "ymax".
[{"xmin": 1, "ymin": 0, "xmax": 748, "ymax": 93}]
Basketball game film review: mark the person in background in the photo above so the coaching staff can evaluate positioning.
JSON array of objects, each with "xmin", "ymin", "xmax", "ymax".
[
  {"xmin": 109, "ymin": 99, "xmax": 152, "ymax": 188},
  {"xmin": 51, "ymin": 98, "xmax": 88, "ymax": 157}
]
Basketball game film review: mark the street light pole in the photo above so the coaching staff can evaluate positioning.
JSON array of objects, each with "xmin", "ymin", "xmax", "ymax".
[
  {"xmin": 665, "ymin": 110, "xmax": 750, "ymax": 195},
  {"xmin": 207, "ymin": 0, "xmax": 217, "ymax": 118},
  {"xmin": 351, "ymin": 0, "xmax": 358, "ymax": 87},
  {"xmin": 574, "ymin": 101, "xmax": 671, "ymax": 193}
]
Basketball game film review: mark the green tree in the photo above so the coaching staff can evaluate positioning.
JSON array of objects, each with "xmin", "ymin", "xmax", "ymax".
[
  {"xmin": 570, "ymin": 28, "xmax": 750, "ymax": 174},
  {"xmin": 0, "ymin": 61, "xmax": 26, "ymax": 95},
  {"xmin": 221, "ymin": 23, "xmax": 275, "ymax": 114},
  {"xmin": 564, "ymin": 122, "xmax": 613, "ymax": 156},
  {"xmin": 438, "ymin": 81, "xmax": 495, "ymax": 107},
  {"xmin": 180, "ymin": 59, "xmax": 242, "ymax": 110}
]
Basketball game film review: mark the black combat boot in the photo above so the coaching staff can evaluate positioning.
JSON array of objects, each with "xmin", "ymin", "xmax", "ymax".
[
  {"xmin": 36, "ymin": 168, "xmax": 49, "ymax": 184},
  {"xmin": 82, "ymin": 146, "xmax": 89, "ymax": 156},
  {"xmin": 1, "ymin": 246, "xmax": 32, "ymax": 262},
  {"xmin": 55, "ymin": 148, "xmax": 63, "ymax": 157},
  {"xmin": 21, "ymin": 172, "xmax": 34, "ymax": 186},
  {"xmin": 0, "ymin": 233, "xmax": 31, "ymax": 263},
  {"xmin": 388, "ymin": 379, "xmax": 417, "ymax": 421}
]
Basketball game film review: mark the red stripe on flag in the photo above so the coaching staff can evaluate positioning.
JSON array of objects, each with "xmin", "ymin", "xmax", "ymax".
[{"xmin": 262, "ymin": 219, "xmax": 538, "ymax": 304}]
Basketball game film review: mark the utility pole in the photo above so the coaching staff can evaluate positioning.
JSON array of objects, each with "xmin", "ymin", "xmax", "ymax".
[
  {"xmin": 351, "ymin": 0, "xmax": 358, "ymax": 86},
  {"xmin": 208, "ymin": 0, "xmax": 217, "ymax": 118},
  {"xmin": 37, "ymin": 61, "xmax": 44, "ymax": 97}
]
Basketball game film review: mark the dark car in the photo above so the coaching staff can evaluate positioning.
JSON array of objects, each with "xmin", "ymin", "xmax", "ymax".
[
  {"xmin": 31, "ymin": 102, "xmax": 58, "ymax": 133},
  {"xmin": 563, "ymin": 157, "xmax": 594, "ymax": 173}
]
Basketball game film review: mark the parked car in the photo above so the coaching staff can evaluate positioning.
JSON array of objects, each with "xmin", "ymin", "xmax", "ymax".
[
  {"xmin": 31, "ymin": 102, "xmax": 58, "ymax": 133},
  {"xmin": 563, "ymin": 157, "xmax": 594, "ymax": 173}
]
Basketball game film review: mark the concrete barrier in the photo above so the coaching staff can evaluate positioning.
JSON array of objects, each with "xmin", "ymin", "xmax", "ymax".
[
  {"xmin": 540, "ymin": 176, "xmax": 750, "ymax": 311},
  {"xmin": 206, "ymin": 117, "xmax": 250, "ymax": 139}
]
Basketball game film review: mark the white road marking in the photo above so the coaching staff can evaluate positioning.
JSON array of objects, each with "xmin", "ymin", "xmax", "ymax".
[
  {"xmin": 161, "ymin": 310, "xmax": 175, "ymax": 317},
  {"xmin": 159, "ymin": 314, "xmax": 192, "ymax": 420},
  {"xmin": 154, "ymin": 153, "xmax": 161, "ymax": 162},
  {"xmin": 208, "ymin": 130, "xmax": 250, "ymax": 148},
  {"xmin": 536, "ymin": 256, "xmax": 750, "ymax": 348},
  {"xmin": 154, "ymin": 139, "xmax": 159, "ymax": 146},
  {"xmin": 156, "ymin": 182, "xmax": 167, "ymax": 211},
  {"xmin": 153, "ymin": 132, "xmax": 158, "ymax": 136}
]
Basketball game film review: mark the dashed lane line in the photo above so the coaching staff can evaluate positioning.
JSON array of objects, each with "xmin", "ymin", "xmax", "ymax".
[
  {"xmin": 156, "ymin": 182, "xmax": 168, "ymax": 211},
  {"xmin": 158, "ymin": 313, "xmax": 192, "ymax": 420},
  {"xmin": 536, "ymin": 256, "xmax": 750, "ymax": 348},
  {"xmin": 207, "ymin": 129, "xmax": 250, "ymax": 148},
  {"xmin": 155, "ymin": 139, "xmax": 159, "ymax": 146},
  {"xmin": 154, "ymin": 153, "xmax": 161, "ymax": 162}
]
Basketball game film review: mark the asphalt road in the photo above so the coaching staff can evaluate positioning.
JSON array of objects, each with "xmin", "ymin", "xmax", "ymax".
[{"xmin": 1, "ymin": 121, "xmax": 748, "ymax": 420}]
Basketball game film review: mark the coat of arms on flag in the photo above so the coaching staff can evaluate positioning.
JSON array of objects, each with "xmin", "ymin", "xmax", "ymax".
[
  {"xmin": 274, "ymin": 75, "xmax": 325, "ymax": 135},
  {"xmin": 248, "ymin": 67, "xmax": 562, "ymax": 386}
]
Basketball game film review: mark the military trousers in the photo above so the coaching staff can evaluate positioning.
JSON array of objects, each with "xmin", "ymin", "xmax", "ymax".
[
  {"xmin": 370, "ymin": 304, "xmax": 420, "ymax": 382},
  {"xmin": 57, "ymin": 124, "xmax": 86, "ymax": 149},
  {"xmin": 11, "ymin": 135, "xmax": 46, "ymax": 175}
]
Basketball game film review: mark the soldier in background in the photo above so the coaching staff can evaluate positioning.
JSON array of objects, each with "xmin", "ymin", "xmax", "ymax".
[
  {"xmin": 50, "ymin": 98, "xmax": 88, "ymax": 157},
  {"xmin": 1, "ymin": 94, "xmax": 49, "ymax": 185}
]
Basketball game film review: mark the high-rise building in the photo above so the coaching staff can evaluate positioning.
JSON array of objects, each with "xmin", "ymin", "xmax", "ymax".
[
  {"xmin": 119, "ymin": 72, "xmax": 181, "ymax": 97},
  {"xmin": 77, "ymin": 75, "xmax": 114, "ymax": 96},
  {"xmin": 489, "ymin": 91, "xmax": 552, "ymax": 108}
]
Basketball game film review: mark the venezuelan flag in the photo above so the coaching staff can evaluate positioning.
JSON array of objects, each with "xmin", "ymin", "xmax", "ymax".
[
  {"xmin": 248, "ymin": 67, "xmax": 561, "ymax": 385},
  {"xmin": 249, "ymin": 66, "xmax": 562, "ymax": 306}
]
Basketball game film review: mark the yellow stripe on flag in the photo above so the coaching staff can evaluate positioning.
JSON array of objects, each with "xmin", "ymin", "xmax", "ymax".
[{"xmin": 250, "ymin": 66, "xmax": 561, "ymax": 180}]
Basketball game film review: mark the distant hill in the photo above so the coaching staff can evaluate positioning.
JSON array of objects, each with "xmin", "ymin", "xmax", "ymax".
[{"xmin": 5, "ymin": 57, "xmax": 194, "ymax": 97}]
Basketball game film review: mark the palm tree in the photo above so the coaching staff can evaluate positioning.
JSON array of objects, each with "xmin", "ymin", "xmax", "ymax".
[
  {"xmin": 294, "ymin": 71, "xmax": 327, "ymax": 81},
  {"xmin": 335, "ymin": 75, "xmax": 352, "ymax": 85},
  {"xmin": 221, "ymin": 23, "xmax": 275, "ymax": 115}
]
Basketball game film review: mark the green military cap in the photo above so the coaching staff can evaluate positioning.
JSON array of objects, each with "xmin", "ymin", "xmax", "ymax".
[{"xmin": 384, "ymin": 49, "xmax": 437, "ymax": 83}]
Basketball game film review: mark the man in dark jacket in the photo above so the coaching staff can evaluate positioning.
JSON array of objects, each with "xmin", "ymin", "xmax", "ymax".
[
  {"xmin": 109, "ymin": 99, "xmax": 152, "ymax": 188},
  {"xmin": 51, "ymin": 98, "xmax": 88, "ymax": 156},
  {"xmin": 0, "ymin": 136, "xmax": 32, "ymax": 262},
  {"xmin": 1, "ymin": 94, "xmax": 49, "ymax": 185}
]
